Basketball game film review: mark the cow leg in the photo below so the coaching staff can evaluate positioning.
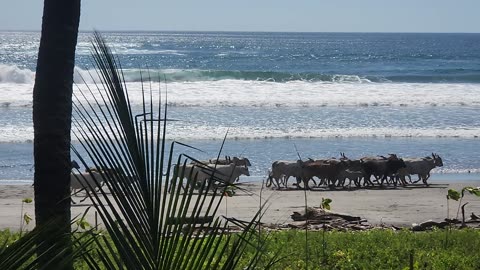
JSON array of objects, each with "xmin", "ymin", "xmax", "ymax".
[
  {"xmin": 386, "ymin": 174, "xmax": 397, "ymax": 187},
  {"xmin": 372, "ymin": 175, "xmax": 381, "ymax": 184},
  {"xmin": 412, "ymin": 175, "xmax": 421, "ymax": 184},
  {"xmin": 328, "ymin": 177, "xmax": 336, "ymax": 189},
  {"xmin": 379, "ymin": 175, "xmax": 386, "ymax": 186},
  {"xmin": 398, "ymin": 175, "xmax": 407, "ymax": 186},
  {"xmin": 364, "ymin": 175, "xmax": 374, "ymax": 186},
  {"xmin": 265, "ymin": 176, "xmax": 273, "ymax": 188},
  {"xmin": 339, "ymin": 177, "xmax": 346, "ymax": 188},
  {"xmin": 346, "ymin": 178, "xmax": 353, "ymax": 188},
  {"xmin": 320, "ymin": 177, "xmax": 328, "ymax": 187},
  {"xmin": 281, "ymin": 176, "xmax": 287, "ymax": 188},
  {"xmin": 421, "ymin": 174, "xmax": 429, "ymax": 186},
  {"xmin": 356, "ymin": 177, "xmax": 362, "ymax": 187},
  {"xmin": 284, "ymin": 176, "xmax": 290, "ymax": 188},
  {"xmin": 302, "ymin": 178, "xmax": 310, "ymax": 190},
  {"xmin": 406, "ymin": 174, "xmax": 412, "ymax": 183},
  {"xmin": 275, "ymin": 177, "xmax": 282, "ymax": 189},
  {"xmin": 392, "ymin": 175, "xmax": 398, "ymax": 187}
]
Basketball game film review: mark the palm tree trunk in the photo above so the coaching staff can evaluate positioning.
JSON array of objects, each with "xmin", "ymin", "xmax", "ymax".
[{"xmin": 33, "ymin": 0, "xmax": 80, "ymax": 268}]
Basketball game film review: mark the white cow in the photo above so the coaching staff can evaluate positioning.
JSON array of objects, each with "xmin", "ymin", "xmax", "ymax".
[
  {"xmin": 71, "ymin": 168, "xmax": 132, "ymax": 203},
  {"xmin": 399, "ymin": 153, "xmax": 443, "ymax": 186},
  {"xmin": 175, "ymin": 163, "xmax": 250, "ymax": 190},
  {"xmin": 71, "ymin": 171, "xmax": 105, "ymax": 203},
  {"xmin": 192, "ymin": 156, "xmax": 251, "ymax": 167},
  {"xmin": 191, "ymin": 156, "xmax": 251, "ymax": 182}
]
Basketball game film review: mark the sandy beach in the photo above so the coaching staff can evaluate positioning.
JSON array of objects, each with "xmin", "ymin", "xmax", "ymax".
[{"xmin": 2, "ymin": 180, "xmax": 480, "ymax": 232}]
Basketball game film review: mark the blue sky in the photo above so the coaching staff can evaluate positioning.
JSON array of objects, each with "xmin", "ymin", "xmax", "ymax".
[{"xmin": 2, "ymin": 0, "xmax": 479, "ymax": 32}]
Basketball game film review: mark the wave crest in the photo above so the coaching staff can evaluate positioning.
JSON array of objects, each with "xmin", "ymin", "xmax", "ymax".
[
  {"xmin": 3, "ymin": 65, "xmax": 480, "ymax": 84},
  {"xmin": 73, "ymin": 68, "xmax": 374, "ymax": 83},
  {"xmin": 0, "ymin": 65, "xmax": 35, "ymax": 84}
]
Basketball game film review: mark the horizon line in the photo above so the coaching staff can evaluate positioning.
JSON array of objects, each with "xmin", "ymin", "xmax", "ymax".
[{"xmin": 1, "ymin": 29, "xmax": 480, "ymax": 34}]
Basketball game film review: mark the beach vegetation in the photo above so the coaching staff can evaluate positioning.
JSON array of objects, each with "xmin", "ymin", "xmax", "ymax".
[
  {"xmin": 320, "ymin": 197, "xmax": 332, "ymax": 210},
  {"xmin": 1, "ymin": 228, "xmax": 479, "ymax": 269},
  {"xmin": 447, "ymin": 187, "xmax": 480, "ymax": 220},
  {"xmin": 19, "ymin": 198, "xmax": 33, "ymax": 235}
]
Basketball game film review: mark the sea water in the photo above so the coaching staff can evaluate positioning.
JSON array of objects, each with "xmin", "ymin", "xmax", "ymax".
[{"xmin": 1, "ymin": 31, "xmax": 480, "ymax": 181}]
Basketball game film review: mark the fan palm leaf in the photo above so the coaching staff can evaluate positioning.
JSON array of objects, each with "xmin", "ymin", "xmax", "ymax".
[
  {"xmin": 0, "ymin": 221, "xmax": 96, "ymax": 270},
  {"xmin": 71, "ymin": 32, "xmax": 267, "ymax": 269}
]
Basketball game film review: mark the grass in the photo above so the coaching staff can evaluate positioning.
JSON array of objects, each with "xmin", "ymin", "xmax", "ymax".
[
  {"xmin": 2, "ymin": 228, "xmax": 479, "ymax": 269},
  {"xmin": 255, "ymin": 228, "xmax": 480, "ymax": 270}
]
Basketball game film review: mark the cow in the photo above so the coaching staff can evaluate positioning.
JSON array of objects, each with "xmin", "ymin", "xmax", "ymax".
[
  {"xmin": 71, "ymin": 170, "xmax": 108, "ymax": 204},
  {"xmin": 360, "ymin": 156, "xmax": 407, "ymax": 186},
  {"xmin": 399, "ymin": 153, "xmax": 443, "ymax": 186},
  {"xmin": 337, "ymin": 168, "xmax": 365, "ymax": 188},
  {"xmin": 267, "ymin": 160, "xmax": 304, "ymax": 189},
  {"xmin": 71, "ymin": 166, "xmax": 134, "ymax": 203},
  {"xmin": 192, "ymin": 156, "xmax": 251, "ymax": 167},
  {"xmin": 298, "ymin": 159, "xmax": 350, "ymax": 189},
  {"xmin": 175, "ymin": 163, "xmax": 250, "ymax": 190},
  {"xmin": 266, "ymin": 170, "xmax": 283, "ymax": 189},
  {"xmin": 232, "ymin": 157, "xmax": 251, "ymax": 167},
  {"xmin": 192, "ymin": 156, "xmax": 251, "ymax": 182}
]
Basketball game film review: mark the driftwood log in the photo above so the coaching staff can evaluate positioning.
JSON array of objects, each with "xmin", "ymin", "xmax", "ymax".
[
  {"xmin": 289, "ymin": 207, "xmax": 372, "ymax": 231},
  {"xmin": 411, "ymin": 216, "xmax": 480, "ymax": 231}
]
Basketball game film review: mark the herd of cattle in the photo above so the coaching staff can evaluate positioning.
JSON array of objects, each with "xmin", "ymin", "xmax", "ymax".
[
  {"xmin": 70, "ymin": 152, "xmax": 444, "ymax": 201},
  {"xmin": 266, "ymin": 153, "xmax": 443, "ymax": 189},
  {"xmin": 174, "ymin": 153, "xmax": 443, "ymax": 190}
]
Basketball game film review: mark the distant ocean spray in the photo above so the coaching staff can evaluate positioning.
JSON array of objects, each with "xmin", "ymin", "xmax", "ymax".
[{"xmin": 1, "ymin": 31, "xmax": 480, "ymax": 181}]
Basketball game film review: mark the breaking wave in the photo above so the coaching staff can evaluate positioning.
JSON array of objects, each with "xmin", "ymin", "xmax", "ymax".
[
  {"xmin": 3, "ymin": 64, "xmax": 480, "ymax": 84},
  {"xmin": 76, "ymin": 68, "xmax": 480, "ymax": 83},
  {"xmin": 0, "ymin": 64, "xmax": 35, "ymax": 84}
]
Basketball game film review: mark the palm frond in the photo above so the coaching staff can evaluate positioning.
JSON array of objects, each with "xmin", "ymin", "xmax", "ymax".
[
  {"xmin": 0, "ymin": 221, "xmax": 96, "ymax": 270},
  {"xmin": 71, "ymin": 31, "xmax": 267, "ymax": 269}
]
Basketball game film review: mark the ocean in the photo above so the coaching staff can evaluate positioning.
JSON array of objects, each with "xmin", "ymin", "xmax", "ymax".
[{"xmin": 1, "ymin": 31, "xmax": 480, "ymax": 182}]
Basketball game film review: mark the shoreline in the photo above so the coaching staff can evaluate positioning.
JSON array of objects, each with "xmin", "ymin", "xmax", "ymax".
[
  {"xmin": 1, "ymin": 179, "xmax": 479, "ymax": 231},
  {"xmin": 2, "ymin": 173, "xmax": 479, "ymax": 185}
]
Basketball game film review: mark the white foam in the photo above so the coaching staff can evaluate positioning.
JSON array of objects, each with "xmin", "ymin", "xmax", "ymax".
[
  {"xmin": 435, "ymin": 168, "xmax": 480, "ymax": 174},
  {"xmin": 161, "ymin": 126, "xmax": 480, "ymax": 141},
  {"xmin": 0, "ymin": 125, "xmax": 34, "ymax": 143},
  {"xmin": 2, "ymin": 124, "xmax": 480, "ymax": 144},
  {"xmin": 4, "ymin": 76, "xmax": 480, "ymax": 108},
  {"xmin": 0, "ymin": 65, "xmax": 35, "ymax": 84},
  {"xmin": 87, "ymin": 80, "xmax": 480, "ymax": 108},
  {"xmin": 0, "ymin": 83, "xmax": 33, "ymax": 107}
]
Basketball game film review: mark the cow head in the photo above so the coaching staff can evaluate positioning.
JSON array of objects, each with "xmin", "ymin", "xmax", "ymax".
[
  {"xmin": 240, "ymin": 166, "xmax": 250, "ymax": 176},
  {"xmin": 398, "ymin": 158, "xmax": 407, "ymax": 168},
  {"xmin": 387, "ymin": 153, "xmax": 398, "ymax": 160},
  {"xmin": 345, "ymin": 159, "xmax": 362, "ymax": 171},
  {"xmin": 432, "ymin": 153, "xmax": 443, "ymax": 167},
  {"xmin": 233, "ymin": 156, "xmax": 252, "ymax": 167}
]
